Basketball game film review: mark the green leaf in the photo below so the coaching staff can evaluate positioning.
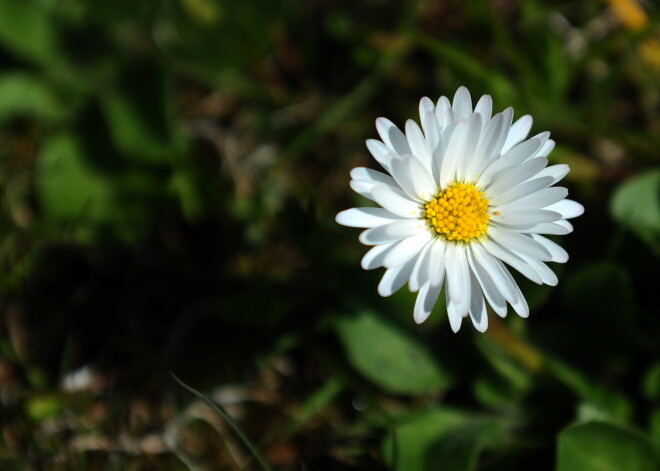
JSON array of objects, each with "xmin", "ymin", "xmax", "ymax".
[
  {"xmin": 383, "ymin": 407, "xmax": 510, "ymax": 471},
  {"xmin": 35, "ymin": 133, "xmax": 161, "ymax": 242},
  {"xmin": 26, "ymin": 394, "xmax": 64, "ymax": 422},
  {"xmin": 100, "ymin": 61, "xmax": 173, "ymax": 163},
  {"xmin": 36, "ymin": 133, "xmax": 115, "ymax": 226},
  {"xmin": 611, "ymin": 170, "xmax": 660, "ymax": 252},
  {"xmin": 334, "ymin": 311, "xmax": 452, "ymax": 395},
  {"xmin": 557, "ymin": 422, "xmax": 659, "ymax": 471},
  {"xmin": 643, "ymin": 363, "xmax": 660, "ymax": 401},
  {"xmin": 0, "ymin": 0, "xmax": 63, "ymax": 64},
  {"xmin": 0, "ymin": 73, "xmax": 68, "ymax": 123}
]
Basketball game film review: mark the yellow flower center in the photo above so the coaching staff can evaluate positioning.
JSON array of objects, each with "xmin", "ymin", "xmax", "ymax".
[{"xmin": 423, "ymin": 183, "xmax": 490, "ymax": 242}]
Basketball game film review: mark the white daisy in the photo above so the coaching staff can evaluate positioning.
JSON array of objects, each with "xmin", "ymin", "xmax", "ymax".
[{"xmin": 336, "ymin": 87, "xmax": 584, "ymax": 333}]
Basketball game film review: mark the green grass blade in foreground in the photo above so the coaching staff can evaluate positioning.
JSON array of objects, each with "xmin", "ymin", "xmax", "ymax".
[{"xmin": 171, "ymin": 373, "xmax": 273, "ymax": 471}]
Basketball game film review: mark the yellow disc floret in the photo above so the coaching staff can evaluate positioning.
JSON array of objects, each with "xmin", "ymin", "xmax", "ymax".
[{"xmin": 424, "ymin": 183, "xmax": 490, "ymax": 242}]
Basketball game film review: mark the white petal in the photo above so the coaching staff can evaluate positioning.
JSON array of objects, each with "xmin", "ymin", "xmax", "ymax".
[
  {"xmin": 361, "ymin": 242, "xmax": 397, "ymax": 270},
  {"xmin": 378, "ymin": 255, "xmax": 417, "ymax": 297},
  {"xmin": 518, "ymin": 221, "xmax": 572, "ymax": 235},
  {"xmin": 455, "ymin": 113, "xmax": 482, "ymax": 182},
  {"xmin": 535, "ymin": 163, "xmax": 569, "ymax": 184},
  {"xmin": 471, "ymin": 242, "xmax": 518, "ymax": 303},
  {"xmin": 371, "ymin": 186, "xmax": 421, "ymax": 218},
  {"xmin": 497, "ymin": 260, "xmax": 530, "ymax": 318},
  {"xmin": 555, "ymin": 219, "xmax": 574, "ymax": 232},
  {"xmin": 419, "ymin": 96, "xmax": 435, "ymax": 116},
  {"xmin": 481, "ymin": 237, "xmax": 544, "ymax": 284},
  {"xmin": 544, "ymin": 199, "xmax": 584, "ymax": 219},
  {"xmin": 414, "ymin": 281, "xmax": 441, "ymax": 324},
  {"xmin": 533, "ymin": 138, "xmax": 555, "ymax": 158},
  {"xmin": 421, "ymin": 111, "xmax": 442, "ymax": 179},
  {"xmin": 473, "ymin": 95, "xmax": 493, "ymax": 131},
  {"xmin": 336, "ymin": 207, "xmax": 400, "ymax": 228},
  {"xmin": 489, "ymin": 176, "xmax": 554, "ymax": 206},
  {"xmin": 350, "ymin": 167, "xmax": 396, "ymax": 186},
  {"xmin": 521, "ymin": 255, "xmax": 558, "ymax": 286},
  {"xmin": 421, "ymin": 111, "xmax": 441, "ymax": 153},
  {"xmin": 495, "ymin": 187, "xmax": 568, "ymax": 212},
  {"xmin": 502, "ymin": 115, "xmax": 533, "ymax": 154},
  {"xmin": 359, "ymin": 219, "xmax": 425, "ymax": 245},
  {"xmin": 446, "ymin": 296, "xmax": 463, "ymax": 332},
  {"xmin": 439, "ymin": 119, "xmax": 471, "ymax": 188},
  {"xmin": 480, "ymin": 137, "xmax": 545, "ymax": 188},
  {"xmin": 485, "ymin": 156, "xmax": 548, "ymax": 196},
  {"xmin": 405, "ymin": 120, "xmax": 433, "ymax": 171},
  {"xmin": 468, "ymin": 273, "xmax": 488, "ymax": 332},
  {"xmin": 467, "ymin": 111, "xmax": 506, "ymax": 179},
  {"xmin": 376, "ymin": 117, "xmax": 410, "ymax": 156},
  {"xmin": 388, "ymin": 156, "xmax": 423, "ymax": 202},
  {"xmin": 406, "ymin": 158, "xmax": 438, "ymax": 201},
  {"xmin": 470, "ymin": 107, "xmax": 514, "ymax": 178},
  {"xmin": 427, "ymin": 239, "xmax": 447, "ymax": 287},
  {"xmin": 383, "ymin": 232, "xmax": 431, "ymax": 268},
  {"xmin": 491, "ymin": 209, "xmax": 562, "ymax": 226},
  {"xmin": 487, "ymin": 226, "xmax": 553, "ymax": 261},
  {"xmin": 366, "ymin": 139, "xmax": 396, "ymax": 172},
  {"xmin": 349, "ymin": 180, "xmax": 378, "ymax": 200},
  {"xmin": 435, "ymin": 96, "xmax": 451, "ymax": 128},
  {"xmin": 452, "ymin": 86, "xmax": 473, "ymax": 121},
  {"xmin": 531, "ymin": 234, "xmax": 569, "ymax": 263},
  {"xmin": 445, "ymin": 244, "xmax": 471, "ymax": 317},
  {"xmin": 466, "ymin": 247, "xmax": 507, "ymax": 317},
  {"xmin": 409, "ymin": 240, "xmax": 434, "ymax": 291}
]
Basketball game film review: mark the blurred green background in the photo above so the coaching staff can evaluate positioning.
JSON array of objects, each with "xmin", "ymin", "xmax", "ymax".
[{"xmin": 0, "ymin": 0, "xmax": 658, "ymax": 469}]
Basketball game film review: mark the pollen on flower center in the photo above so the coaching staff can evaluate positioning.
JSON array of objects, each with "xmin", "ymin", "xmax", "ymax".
[{"xmin": 423, "ymin": 183, "xmax": 490, "ymax": 242}]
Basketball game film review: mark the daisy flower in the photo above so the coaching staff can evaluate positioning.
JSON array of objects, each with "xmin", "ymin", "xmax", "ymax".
[{"xmin": 336, "ymin": 87, "xmax": 584, "ymax": 333}]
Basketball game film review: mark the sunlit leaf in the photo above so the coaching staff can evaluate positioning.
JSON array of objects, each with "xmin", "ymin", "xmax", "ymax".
[
  {"xmin": 0, "ymin": 73, "xmax": 68, "ymax": 123},
  {"xmin": 0, "ymin": 0, "xmax": 63, "ymax": 64},
  {"xmin": 557, "ymin": 422, "xmax": 658, "ymax": 471},
  {"xmin": 611, "ymin": 170, "xmax": 660, "ymax": 252},
  {"xmin": 383, "ymin": 407, "xmax": 510, "ymax": 471},
  {"xmin": 335, "ymin": 311, "xmax": 452, "ymax": 395}
]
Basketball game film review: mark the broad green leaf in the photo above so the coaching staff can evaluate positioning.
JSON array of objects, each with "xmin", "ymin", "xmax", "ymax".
[
  {"xmin": 100, "ymin": 61, "xmax": 173, "ymax": 163},
  {"xmin": 643, "ymin": 364, "xmax": 660, "ymax": 401},
  {"xmin": 36, "ymin": 133, "xmax": 115, "ymax": 226},
  {"xmin": 383, "ymin": 407, "xmax": 510, "ymax": 471},
  {"xmin": 35, "ymin": 133, "xmax": 161, "ymax": 242},
  {"xmin": 611, "ymin": 170, "xmax": 660, "ymax": 252},
  {"xmin": 0, "ymin": 0, "xmax": 62, "ymax": 64},
  {"xmin": 557, "ymin": 422, "xmax": 659, "ymax": 471},
  {"xmin": 335, "ymin": 311, "xmax": 451, "ymax": 395},
  {"xmin": 0, "ymin": 73, "xmax": 68, "ymax": 123}
]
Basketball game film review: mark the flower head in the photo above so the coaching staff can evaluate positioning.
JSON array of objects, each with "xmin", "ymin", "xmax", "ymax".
[{"xmin": 336, "ymin": 87, "xmax": 584, "ymax": 332}]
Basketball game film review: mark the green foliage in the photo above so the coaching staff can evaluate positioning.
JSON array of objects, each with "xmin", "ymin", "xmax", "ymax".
[
  {"xmin": 611, "ymin": 170, "xmax": 660, "ymax": 253},
  {"xmin": 0, "ymin": 0, "xmax": 63, "ymax": 64},
  {"xmin": 36, "ymin": 133, "xmax": 163, "ymax": 242},
  {"xmin": 383, "ymin": 407, "xmax": 512, "ymax": 471},
  {"xmin": 0, "ymin": 0, "xmax": 658, "ymax": 469},
  {"xmin": 0, "ymin": 73, "xmax": 69, "ymax": 123},
  {"xmin": 335, "ymin": 311, "xmax": 452, "ymax": 395},
  {"xmin": 100, "ymin": 61, "xmax": 174, "ymax": 162},
  {"xmin": 557, "ymin": 422, "xmax": 659, "ymax": 471}
]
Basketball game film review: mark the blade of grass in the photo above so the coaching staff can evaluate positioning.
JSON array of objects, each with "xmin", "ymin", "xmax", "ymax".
[{"xmin": 171, "ymin": 373, "xmax": 273, "ymax": 471}]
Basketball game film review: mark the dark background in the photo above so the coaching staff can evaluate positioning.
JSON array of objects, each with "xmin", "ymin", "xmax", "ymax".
[{"xmin": 0, "ymin": 0, "xmax": 658, "ymax": 469}]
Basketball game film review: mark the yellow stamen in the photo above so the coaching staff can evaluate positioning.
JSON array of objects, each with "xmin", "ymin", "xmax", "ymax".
[{"xmin": 423, "ymin": 183, "xmax": 490, "ymax": 242}]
